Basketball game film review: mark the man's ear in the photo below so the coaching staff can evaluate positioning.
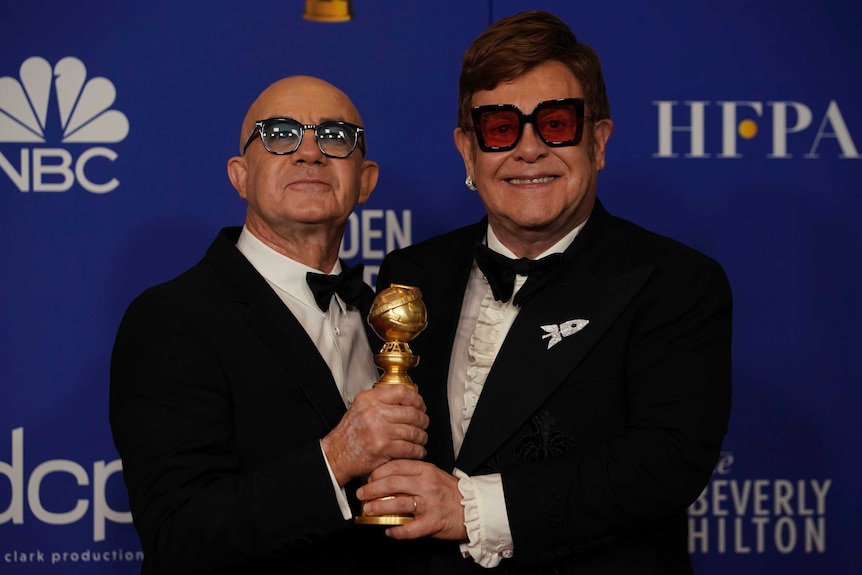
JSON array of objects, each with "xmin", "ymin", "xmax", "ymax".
[
  {"xmin": 591, "ymin": 119, "xmax": 614, "ymax": 172},
  {"xmin": 454, "ymin": 127, "xmax": 477, "ymax": 182},
  {"xmin": 227, "ymin": 156, "xmax": 248, "ymax": 200},
  {"xmin": 357, "ymin": 160, "xmax": 379, "ymax": 204}
]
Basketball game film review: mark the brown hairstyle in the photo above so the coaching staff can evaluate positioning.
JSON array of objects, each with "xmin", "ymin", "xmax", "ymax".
[{"xmin": 457, "ymin": 10, "xmax": 610, "ymax": 131}]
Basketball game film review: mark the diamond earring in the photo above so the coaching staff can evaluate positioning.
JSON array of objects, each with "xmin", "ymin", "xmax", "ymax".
[{"xmin": 465, "ymin": 175, "xmax": 477, "ymax": 191}]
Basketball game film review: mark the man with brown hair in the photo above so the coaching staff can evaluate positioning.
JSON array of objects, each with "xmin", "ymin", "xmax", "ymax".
[{"xmin": 360, "ymin": 11, "xmax": 732, "ymax": 574}]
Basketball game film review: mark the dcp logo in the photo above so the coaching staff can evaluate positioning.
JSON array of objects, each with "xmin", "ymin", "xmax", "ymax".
[
  {"xmin": 0, "ymin": 56, "xmax": 129, "ymax": 193},
  {"xmin": 653, "ymin": 100, "xmax": 860, "ymax": 159}
]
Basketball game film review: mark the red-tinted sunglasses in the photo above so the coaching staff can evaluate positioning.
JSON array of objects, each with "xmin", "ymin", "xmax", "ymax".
[{"xmin": 470, "ymin": 98, "xmax": 593, "ymax": 152}]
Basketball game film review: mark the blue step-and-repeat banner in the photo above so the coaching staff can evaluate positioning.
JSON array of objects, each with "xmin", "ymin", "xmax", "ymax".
[{"xmin": 1, "ymin": 1, "xmax": 859, "ymax": 573}]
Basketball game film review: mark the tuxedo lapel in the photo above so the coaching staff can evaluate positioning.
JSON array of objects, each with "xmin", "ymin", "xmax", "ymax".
[
  {"xmin": 206, "ymin": 228, "xmax": 348, "ymax": 430},
  {"xmin": 244, "ymin": 297, "xmax": 348, "ymax": 429},
  {"xmin": 455, "ymin": 205, "xmax": 654, "ymax": 473}
]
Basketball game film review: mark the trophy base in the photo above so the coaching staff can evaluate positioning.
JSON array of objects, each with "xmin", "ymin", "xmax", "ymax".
[
  {"xmin": 354, "ymin": 514, "xmax": 414, "ymax": 526},
  {"xmin": 354, "ymin": 495, "xmax": 414, "ymax": 525}
]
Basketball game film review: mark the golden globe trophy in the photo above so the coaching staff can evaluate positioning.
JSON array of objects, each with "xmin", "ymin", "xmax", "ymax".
[
  {"xmin": 354, "ymin": 284, "xmax": 427, "ymax": 525},
  {"xmin": 303, "ymin": 0, "xmax": 352, "ymax": 22}
]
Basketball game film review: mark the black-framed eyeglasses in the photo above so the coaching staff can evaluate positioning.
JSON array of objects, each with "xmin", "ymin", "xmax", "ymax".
[
  {"xmin": 242, "ymin": 117, "xmax": 366, "ymax": 158},
  {"xmin": 470, "ymin": 98, "xmax": 593, "ymax": 152}
]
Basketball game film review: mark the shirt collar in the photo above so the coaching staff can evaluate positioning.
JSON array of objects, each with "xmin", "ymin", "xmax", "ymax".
[{"xmin": 235, "ymin": 226, "xmax": 344, "ymax": 311}]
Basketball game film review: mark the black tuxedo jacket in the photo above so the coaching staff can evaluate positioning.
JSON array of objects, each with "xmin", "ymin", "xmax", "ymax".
[
  {"xmin": 376, "ymin": 200, "xmax": 733, "ymax": 574},
  {"xmin": 110, "ymin": 227, "xmax": 403, "ymax": 574}
]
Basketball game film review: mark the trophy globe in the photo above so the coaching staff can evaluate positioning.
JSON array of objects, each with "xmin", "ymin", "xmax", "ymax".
[{"xmin": 366, "ymin": 284, "xmax": 427, "ymax": 390}]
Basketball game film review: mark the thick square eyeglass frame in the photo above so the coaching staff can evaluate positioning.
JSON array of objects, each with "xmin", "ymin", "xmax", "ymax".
[
  {"xmin": 242, "ymin": 117, "xmax": 366, "ymax": 158},
  {"xmin": 470, "ymin": 98, "xmax": 593, "ymax": 152}
]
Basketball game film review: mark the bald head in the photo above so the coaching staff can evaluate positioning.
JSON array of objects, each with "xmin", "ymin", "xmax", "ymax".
[
  {"xmin": 226, "ymin": 75, "xmax": 379, "ymax": 268},
  {"xmin": 238, "ymin": 76, "xmax": 364, "ymax": 154}
]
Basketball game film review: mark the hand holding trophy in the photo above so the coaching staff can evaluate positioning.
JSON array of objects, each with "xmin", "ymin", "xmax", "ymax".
[{"xmin": 354, "ymin": 284, "xmax": 427, "ymax": 525}]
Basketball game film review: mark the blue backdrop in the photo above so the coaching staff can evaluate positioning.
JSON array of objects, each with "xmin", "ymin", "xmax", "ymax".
[{"xmin": 1, "ymin": 1, "xmax": 860, "ymax": 572}]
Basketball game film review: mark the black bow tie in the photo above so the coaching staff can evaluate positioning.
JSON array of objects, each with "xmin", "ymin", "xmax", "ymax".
[
  {"xmin": 306, "ymin": 263, "xmax": 367, "ymax": 312},
  {"xmin": 474, "ymin": 243, "xmax": 562, "ymax": 306}
]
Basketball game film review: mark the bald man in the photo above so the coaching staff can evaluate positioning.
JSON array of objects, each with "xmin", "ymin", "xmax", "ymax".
[{"xmin": 110, "ymin": 76, "xmax": 429, "ymax": 574}]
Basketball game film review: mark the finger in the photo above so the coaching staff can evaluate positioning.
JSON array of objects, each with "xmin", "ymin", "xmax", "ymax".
[
  {"xmin": 361, "ymin": 493, "xmax": 417, "ymax": 518},
  {"xmin": 385, "ymin": 439, "xmax": 426, "ymax": 461},
  {"xmin": 377, "ymin": 398, "xmax": 427, "ymax": 420},
  {"xmin": 382, "ymin": 423, "xmax": 427, "ymax": 445},
  {"xmin": 357, "ymin": 475, "xmax": 400, "ymax": 502},
  {"xmin": 372, "ymin": 385, "xmax": 426, "ymax": 410},
  {"xmin": 390, "ymin": 423, "xmax": 427, "ymax": 446},
  {"xmin": 359, "ymin": 471, "xmax": 423, "ymax": 502},
  {"xmin": 368, "ymin": 458, "xmax": 426, "ymax": 480},
  {"xmin": 379, "ymin": 404, "xmax": 428, "ymax": 426}
]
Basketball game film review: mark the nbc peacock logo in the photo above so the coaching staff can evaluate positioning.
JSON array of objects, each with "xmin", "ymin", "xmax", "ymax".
[{"xmin": 0, "ymin": 56, "xmax": 129, "ymax": 193}]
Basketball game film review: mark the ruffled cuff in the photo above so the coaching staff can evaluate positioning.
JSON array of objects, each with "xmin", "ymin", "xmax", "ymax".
[{"xmin": 455, "ymin": 469, "xmax": 514, "ymax": 568}]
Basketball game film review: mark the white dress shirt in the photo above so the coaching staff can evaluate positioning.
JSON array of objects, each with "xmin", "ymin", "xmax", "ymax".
[
  {"xmin": 448, "ymin": 222, "xmax": 585, "ymax": 567},
  {"xmin": 236, "ymin": 226, "xmax": 379, "ymax": 519}
]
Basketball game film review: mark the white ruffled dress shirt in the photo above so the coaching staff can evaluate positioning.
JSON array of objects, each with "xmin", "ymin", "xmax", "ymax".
[{"xmin": 449, "ymin": 222, "xmax": 584, "ymax": 567}]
